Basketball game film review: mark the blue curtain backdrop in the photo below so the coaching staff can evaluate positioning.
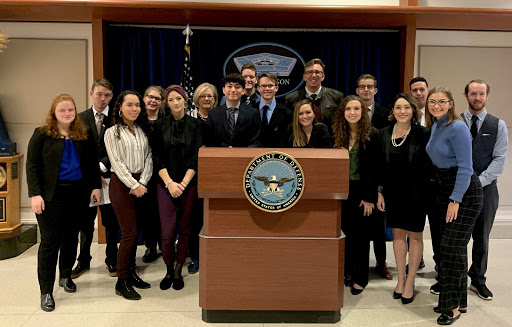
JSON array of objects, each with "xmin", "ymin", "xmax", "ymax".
[{"xmin": 106, "ymin": 25, "xmax": 401, "ymax": 108}]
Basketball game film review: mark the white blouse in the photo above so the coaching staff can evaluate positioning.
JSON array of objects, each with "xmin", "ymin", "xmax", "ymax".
[{"xmin": 104, "ymin": 124, "xmax": 153, "ymax": 189}]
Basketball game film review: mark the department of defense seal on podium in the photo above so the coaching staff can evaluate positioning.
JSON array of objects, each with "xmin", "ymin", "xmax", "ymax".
[{"xmin": 244, "ymin": 151, "xmax": 305, "ymax": 213}]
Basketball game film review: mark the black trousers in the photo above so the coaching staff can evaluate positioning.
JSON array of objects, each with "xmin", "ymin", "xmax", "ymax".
[
  {"xmin": 342, "ymin": 181, "xmax": 371, "ymax": 288},
  {"xmin": 370, "ymin": 211, "xmax": 387, "ymax": 266},
  {"xmin": 188, "ymin": 196, "xmax": 204, "ymax": 261},
  {"xmin": 436, "ymin": 168, "xmax": 483, "ymax": 312},
  {"xmin": 468, "ymin": 180, "xmax": 499, "ymax": 285},
  {"xmin": 426, "ymin": 179, "xmax": 442, "ymax": 268},
  {"xmin": 141, "ymin": 176, "xmax": 161, "ymax": 250},
  {"xmin": 77, "ymin": 202, "xmax": 119, "ymax": 267},
  {"xmin": 37, "ymin": 181, "xmax": 88, "ymax": 294}
]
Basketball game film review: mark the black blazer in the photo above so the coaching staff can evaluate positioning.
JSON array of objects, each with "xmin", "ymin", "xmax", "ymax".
[
  {"xmin": 151, "ymin": 114, "xmax": 202, "ymax": 186},
  {"xmin": 206, "ymin": 103, "xmax": 262, "ymax": 147},
  {"xmin": 285, "ymin": 123, "xmax": 333, "ymax": 148},
  {"xmin": 256, "ymin": 101, "xmax": 293, "ymax": 148},
  {"xmin": 356, "ymin": 128, "xmax": 380, "ymax": 204},
  {"xmin": 79, "ymin": 107, "xmax": 113, "ymax": 177},
  {"xmin": 26, "ymin": 127, "xmax": 101, "ymax": 202},
  {"xmin": 284, "ymin": 87, "xmax": 344, "ymax": 135},
  {"xmin": 376, "ymin": 123, "xmax": 431, "ymax": 207},
  {"xmin": 371, "ymin": 102, "xmax": 392, "ymax": 130}
]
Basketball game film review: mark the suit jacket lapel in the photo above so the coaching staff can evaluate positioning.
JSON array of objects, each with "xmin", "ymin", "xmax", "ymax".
[
  {"xmin": 384, "ymin": 127, "xmax": 391, "ymax": 163},
  {"xmin": 408, "ymin": 125, "xmax": 417, "ymax": 163},
  {"xmin": 235, "ymin": 105, "xmax": 247, "ymax": 135},
  {"xmin": 85, "ymin": 108, "xmax": 100, "ymax": 142},
  {"xmin": 162, "ymin": 116, "xmax": 173, "ymax": 150}
]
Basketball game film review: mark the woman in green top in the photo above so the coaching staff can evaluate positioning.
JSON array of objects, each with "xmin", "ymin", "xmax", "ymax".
[{"xmin": 333, "ymin": 95, "xmax": 378, "ymax": 295}]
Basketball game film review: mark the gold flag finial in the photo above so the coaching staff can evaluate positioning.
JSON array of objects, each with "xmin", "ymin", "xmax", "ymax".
[{"xmin": 0, "ymin": 29, "xmax": 10, "ymax": 53}]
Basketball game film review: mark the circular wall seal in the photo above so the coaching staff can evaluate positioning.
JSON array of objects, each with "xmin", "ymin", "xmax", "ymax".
[{"xmin": 244, "ymin": 151, "xmax": 305, "ymax": 213}]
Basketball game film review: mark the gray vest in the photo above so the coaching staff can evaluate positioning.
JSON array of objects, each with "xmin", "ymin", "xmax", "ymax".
[{"xmin": 461, "ymin": 113, "xmax": 499, "ymax": 176}]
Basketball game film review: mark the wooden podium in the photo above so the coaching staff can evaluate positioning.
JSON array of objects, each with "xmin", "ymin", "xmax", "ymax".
[{"xmin": 198, "ymin": 148, "xmax": 349, "ymax": 323}]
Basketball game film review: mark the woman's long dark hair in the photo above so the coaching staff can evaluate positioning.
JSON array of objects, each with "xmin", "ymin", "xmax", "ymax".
[{"xmin": 111, "ymin": 90, "xmax": 151, "ymax": 138}]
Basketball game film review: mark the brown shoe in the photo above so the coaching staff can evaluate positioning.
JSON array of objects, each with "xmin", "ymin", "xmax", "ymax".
[{"xmin": 376, "ymin": 263, "xmax": 393, "ymax": 280}]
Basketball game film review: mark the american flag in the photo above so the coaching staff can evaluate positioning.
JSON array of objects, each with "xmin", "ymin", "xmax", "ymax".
[{"xmin": 181, "ymin": 25, "xmax": 196, "ymax": 113}]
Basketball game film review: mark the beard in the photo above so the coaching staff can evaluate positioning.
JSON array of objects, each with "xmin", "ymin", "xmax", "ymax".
[{"xmin": 469, "ymin": 100, "xmax": 486, "ymax": 112}]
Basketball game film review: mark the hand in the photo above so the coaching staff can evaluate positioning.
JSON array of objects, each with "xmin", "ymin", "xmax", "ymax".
[
  {"xmin": 359, "ymin": 200, "xmax": 374, "ymax": 216},
  {"xmin": 31, "ymin": 195, "xmax": 45, "ymax": 214},
  {"xmin": 130, "ymin": 184, "xmax": 147, "ymax": 198},
  {"xmin": 377, "ymin": 192, "xmax": 385, "ymax": 212},
  {"xmin": 101, "ymin": 177, "xmax": 108, "ymax": 188},
  {"xmin": 446, "ymin": 202, "xmax": 459, "ymax": 222},
  {"xmin": 168, "ymin": 182, "xmax": 183, "ymax": 198},
  {"xmin": 91, "ymin": 189, "xmax": 101, "ymax": 204}
]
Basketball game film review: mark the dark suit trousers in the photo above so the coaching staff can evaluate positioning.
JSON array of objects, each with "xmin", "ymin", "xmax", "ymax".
[
  {"xmin": 468, "ymin": 180, "xmax": 499, "ymax": 285},
  {"xmin": 157, "ymin": 184, "xmax": 196, "ymax": 266},
  {"xmin": 342, "ymin": 181, "xmax": 371, "ymax": 288},
  {"xmin": 141, "ymin": 176, "xmax": 162, "ymax": 250},
  {"xmin": 109, "ymin": 173, "xmax": 149, "ymax": 279},
  {"xmin": 37, "ymin": 181, "xmax": 88, "ymax": 294},
  {"xmin": 189, "ymin": 196, "xmax": 204, "ymax": 261},
  {"xmin": 77, "ymin": 202, "xmax": 119, "ymax": 266}
]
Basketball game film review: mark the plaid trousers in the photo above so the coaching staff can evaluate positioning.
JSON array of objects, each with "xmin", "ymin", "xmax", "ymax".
[{"xmin": 435, "ymin": 167, "xmax": 483, "ymax": 312}]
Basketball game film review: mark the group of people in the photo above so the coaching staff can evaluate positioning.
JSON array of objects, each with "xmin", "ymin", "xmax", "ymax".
[{"xmin": 26, "ymin": 58, "xmax": 507, "ymax": 326}]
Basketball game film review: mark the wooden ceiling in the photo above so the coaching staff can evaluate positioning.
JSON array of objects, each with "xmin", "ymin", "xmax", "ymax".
[{"xmin": 1, "ymin": 1, "xmax": 512, "ymax": 31}]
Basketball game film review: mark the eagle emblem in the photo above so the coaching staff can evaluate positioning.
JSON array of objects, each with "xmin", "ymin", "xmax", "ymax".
[{"xmin": 254, "ymin": 175, "xmax": 294, "ymax": 197}]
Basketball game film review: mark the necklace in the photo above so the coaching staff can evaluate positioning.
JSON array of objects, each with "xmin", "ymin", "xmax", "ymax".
[{"xmin": 391, "ymin": 124, "xmax": 411, "ymax": 147}]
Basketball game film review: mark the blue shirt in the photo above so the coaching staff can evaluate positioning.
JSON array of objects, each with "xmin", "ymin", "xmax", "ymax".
[
  {"xmin": 58, "ymin": 139, "xmax": 83, "ymax": 181},
  {"xmin": 463, "ymin": 109, "xmax": 508, "ymax": 187},
  {"xmin": 259, "ymin": 100, "xmax": 276, "ymax": 123},
  {"xmin": 426, "ymin": 115, "xmax": 473, "ymax": 202}
]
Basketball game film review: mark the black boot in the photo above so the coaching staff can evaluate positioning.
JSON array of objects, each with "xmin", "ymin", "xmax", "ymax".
[
  {"xmin": 40, "ymin": 293, "xmax": 55, "ymax": 312},
  {"xmin": 160, "ymin": 264, "xmax": 174, "ymax": 290},
  {"xmin": 128, "ymin": 267, "xmax": 151, "ymax": 289},
  {"xmin": 59, "ymin": 277, "xmax": 77, "ymax": 293},
  {"xmin": 115, "ymin": 279, "xmax": 141, "ymax": 300}
]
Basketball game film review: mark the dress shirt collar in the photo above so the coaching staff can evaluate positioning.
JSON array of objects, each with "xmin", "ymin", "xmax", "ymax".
[
  {"xmin": 305, "ymin": 86, "xmax": 322, "ymax": 99},
  {"xmin": 93, "ymin": 105, "xmax": 109, "ymax": 117},
  {"xmin": 463, "ymin": 108, "xmax": 487, "ymax": 122}
]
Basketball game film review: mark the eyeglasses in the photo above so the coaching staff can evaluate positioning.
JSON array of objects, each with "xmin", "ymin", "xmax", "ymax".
[
  {"xmin": 304, "ymin": 70, "xmax": 324, "ymax": 76},
  {"xmin": 357, "ymin": 85, "xmax": 375, "ymax": 90},
  {"xmin": 199, "ymin": 94, "xmax": 215, "ymax": 99},
  {"xmin": 258, "ymin": 84, "xmax": 276, "ymax": 89},
  {"xmin": 427, "ymin": 99, "xmax": 451, "ymax": 106},
  {"xmin": 146, "ymin": 95, "xmax": 162, "ymax": 102}
]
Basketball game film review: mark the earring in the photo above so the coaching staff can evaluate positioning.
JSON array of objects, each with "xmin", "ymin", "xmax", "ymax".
[{"xmin": 119, "ymin": 111, "xmax": 122, "ymax": 116}]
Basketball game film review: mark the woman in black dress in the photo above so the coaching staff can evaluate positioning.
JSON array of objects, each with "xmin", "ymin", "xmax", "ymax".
[
  {"xmin": 376, "ymin": 93, "xmax": 430, "ymax": 304},
  {"xmin": 286, "ymin": 99, "xmax": 332, "ymax": 148}
]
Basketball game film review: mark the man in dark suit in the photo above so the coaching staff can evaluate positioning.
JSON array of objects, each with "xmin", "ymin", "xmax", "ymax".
[
  {"xmin": 72, "ymin": 78, "xmax": 119, "ymax": 279},
  {"xmin": 356, "ymin": 73, "xmax": 393, "ymax": 280},
  {"xmin": 356, "ymin": 73, "xmax": 391, "ymax": 130},
  {"xmin": 220, "ymin": 63, "xmax": 260, "ymax": 110},
  {"xmin": 207, "ymin": 73, "xmax": 262, "ymax": 147},
  {"xmin": 285, "ymin": 58, "xmax": 343, "ymax": 136},
  {"xmin": 255, "ymin": 73, "xmax": 293, "ymax": 148}
]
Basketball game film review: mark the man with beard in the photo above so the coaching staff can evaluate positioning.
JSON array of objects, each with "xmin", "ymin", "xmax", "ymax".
[{"xmin": 462, "ymin": 79, "xmax": 508, "ymax": 301}]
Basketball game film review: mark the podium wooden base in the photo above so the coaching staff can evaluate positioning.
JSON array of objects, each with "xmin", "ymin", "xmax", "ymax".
[{"xmin": 202, "ymin": 309, "xmax": 341, "ymax": 323}]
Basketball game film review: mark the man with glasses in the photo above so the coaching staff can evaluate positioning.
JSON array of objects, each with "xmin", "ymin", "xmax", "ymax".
[
  {"xmin": 285, "ymin": 58, "xmax": 343, "ymax": 136},
  {"xmin": 462, "ymin": 79, "xmax": 508, "ymax": 301},
  {"xmin": 72, "ymin": 78, "xmax": 119, "ymax": 279},
  {"xmin": 255, "ymin": 73, "xmax": 292, "ymax": 147},
  {"xmin": 356, "ymin": 74, "xmax": 391, "ymax": 130},
  {"xmin": 355, "ymin": 74, "xmax": 392, "ymax": 280}
]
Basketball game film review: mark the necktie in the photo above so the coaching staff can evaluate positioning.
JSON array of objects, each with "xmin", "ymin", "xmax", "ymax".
[
  {"xmin": 95, "ymin": 112, "xmax": 104, "ymax": 134},
  {"xmin": 471, "ymin": 115, "xmax": 478, "ymax": 139},
  {"xmin": 227, "ymin": 107, "xmax": 238, "ymax": 139},
  {"xmin": 262, "ymin": 105, "xmax": 269, "ymax": 127},
  {"xmin": 310, "ymin": 94, "xmax": 322, "ymax": 123}
]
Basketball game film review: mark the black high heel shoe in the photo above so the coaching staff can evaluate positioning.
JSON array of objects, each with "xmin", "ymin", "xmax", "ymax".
[
  {"xmin": 401, "ymin": 294, "xmax": 414, "ymax": 304},
  {"xmin": 350, "ymin": 284, "xmax": 364, "ymax": 295},
  {"xmin": 393, "ymin": 291, "xmax": 402, "ymax": 299}
]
